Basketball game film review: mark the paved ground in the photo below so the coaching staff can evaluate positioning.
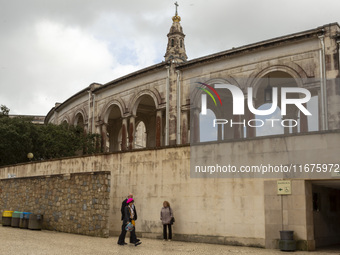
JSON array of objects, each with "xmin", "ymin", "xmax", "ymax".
[{"xmin": 1, "ymin": 226, "xmax": 340, "ymax": 255}]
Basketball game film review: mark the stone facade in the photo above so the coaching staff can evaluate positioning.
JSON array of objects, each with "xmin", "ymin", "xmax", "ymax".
[
  {"xmin": 45, "ymin": 23, "xmax": 340, "ymax": 152},
  {"xmin": 0, "ymin": 171, "xmax": 110, "ymax": 237}
]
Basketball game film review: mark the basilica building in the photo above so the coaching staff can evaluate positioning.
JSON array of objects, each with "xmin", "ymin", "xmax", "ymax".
[
  {"xmin": 6, "ymin": 4, "xmax": 340, "ymax": 251},
  {"xmin": 45, "ymin": 5, "xmax": 340, "ymax": 151}
]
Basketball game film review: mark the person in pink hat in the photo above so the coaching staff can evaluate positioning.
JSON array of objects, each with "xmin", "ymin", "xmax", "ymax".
[{"xmin": 118, "ymin": 197, "xmax": 141, "ymax": 246}]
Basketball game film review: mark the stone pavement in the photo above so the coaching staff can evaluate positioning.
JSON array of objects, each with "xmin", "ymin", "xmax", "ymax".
[{"xmin": 1, "ymin": 226, "xmax": 339, "ymax": 255}]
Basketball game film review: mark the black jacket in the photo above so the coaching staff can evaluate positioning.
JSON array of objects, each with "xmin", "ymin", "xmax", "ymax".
[
  {"xmin": 121, "ymin": 198, "xmax": 137, "ymax": 221},
  {"xmin": 122, "ymin": 206, "xmax": 132, "ymax": 224}
]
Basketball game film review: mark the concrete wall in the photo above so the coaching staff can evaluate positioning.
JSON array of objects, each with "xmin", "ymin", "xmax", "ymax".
[
  {"xmin": 1, "ymin": 131, "xmax": 340, "ymax": 249},
  {"xmin": 108, "ymin": 148, "xmax": 266, "ymax": 247},
  {"xmin": 264, "ymin": 180, "xmax": 315, "ymax": 250},
  {"xmin": 0, "ymin": 171, "xmax": 110, "ymax": 237}
]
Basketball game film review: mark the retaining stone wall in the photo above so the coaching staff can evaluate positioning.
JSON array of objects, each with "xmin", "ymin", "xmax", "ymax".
[{"xmin": 0, "ymin": 171, "xmax": 110, "ymax": 237}]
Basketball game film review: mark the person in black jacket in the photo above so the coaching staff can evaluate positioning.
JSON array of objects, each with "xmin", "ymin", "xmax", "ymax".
[
  {"xmin": 118, "ymin": 197, "xmax": 141, "ymax": 246},
  {"xmin": 121, "ymin": 193, "xmax": 133, "ymax": 220}
]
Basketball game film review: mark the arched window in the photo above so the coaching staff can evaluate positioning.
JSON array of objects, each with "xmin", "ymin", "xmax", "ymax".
[
  {"xmin": 250, "ymin": 71, "xmax": 308, "ymax": 137},
  {"xmin": 180, "ymin": 40, "xmax": 183, "ymax": 48},
  {"xmin": 74, "ymin": 113, "xmax": 84, "ymax": 129},
  {"xmin": 61, "ymin": 120, "xmax": 68, "ymax": 126},
  {"xmin": 105, "ymin": 105, "xmax": 122, "ymax": 152},
  {"xmin": 135, "ymin": 121, "xmax": 146, "ymax": 149},
  {"xmin": 200, "ymin": 109, "xmax": 218, "ymax": 142},
  {"xmin": 171, "ymin": 39, "xmax": 174, "ymax": 47},
  {"xmin": 133, "ymin": 94, "xmax": 158, "ymax": 147},
  {"xmin": 255, "ymin": 104, "xmax": 283, "ymax": 137}
]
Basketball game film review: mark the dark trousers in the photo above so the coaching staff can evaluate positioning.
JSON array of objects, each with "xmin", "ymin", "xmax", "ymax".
[
  {"xmin": 118, "ymin": 223, "xmax": 138, "ymax": 244},
  {"xmin": 118, "ymin": 223, "xmax": 127, "ymax": 244},
  {"xmin": 163, "ymin": 224, "xmax": 172, "ymax": 240},
  {"xmin": 130, "ymin": 228, "xmax": 137, "ymax": 243}
]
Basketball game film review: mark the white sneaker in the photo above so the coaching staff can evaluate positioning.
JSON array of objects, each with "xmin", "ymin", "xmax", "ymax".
[{"xmin": 168, "ymin": 239, "xmax": 171, "ymax": 242}]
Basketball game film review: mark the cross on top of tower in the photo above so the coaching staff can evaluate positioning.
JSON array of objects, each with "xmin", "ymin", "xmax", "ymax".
[
  {"xmin": 175, "ymin": 2, "xmax": 178, "ymax": 15},
  {"xmin": 172, "ymin": 1, "xmax": 181, "ymax": 22}
]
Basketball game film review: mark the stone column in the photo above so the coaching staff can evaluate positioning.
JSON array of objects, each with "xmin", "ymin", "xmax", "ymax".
[
  {"xmin": 292, "ymin": 118, "xmax": 299, "ymax": 134},
  {"xmin": 121, "ymin": 118, "xmax": 127, "ymax": 151},
  {"xmin": 282, "ymin": 117, "xmax": 290, "ymax": 134},
  {"xmin": 181, "ymin": 110, "xmax": 189, "ymax": 144},
  {"xmin": 217, "ymin": 113, "xmax": 223, "ymax": 141},
  {"xmin": 246, "ymin": 109, "xmax": 256, "ymax": 138},
  {"xmin": 284, "ymin": 108, "xmax": 297, "ymax": 134},
  {"xmin": 233, "ymin": 115, "xmax": 242, "ymax": 139},
  {"xmin": 245, "ymin": 98, "xmax": 256, "ymax": 138},
  {"xmin": 300, "ymin": 103, "xmax": 309, "ymax": 133},
  {"xmin": 155, "ymin": 110, "xmax": 162, "ymax": 147},
  {"xmin": 317, "ymin": 90, "xmax": 322, "ymax": 131},
  {"xmin": 128, "ymin": 116, "xmax": 135, "ymax": 150},
  {"xmin": 101, "ymin": 123, "xmax": 108, "ymax": 152},
  {"xmin": 192, "ymin": 108, "xmax": 200, "ymax": 143}
]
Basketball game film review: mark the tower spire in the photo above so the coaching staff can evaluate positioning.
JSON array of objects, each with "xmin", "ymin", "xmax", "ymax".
[{"xmin": 164, "ymin": 2, "xmax": 187, "ymax": 62}]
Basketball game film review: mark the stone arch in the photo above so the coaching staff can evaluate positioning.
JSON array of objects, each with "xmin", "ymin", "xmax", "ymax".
[
  {"xmin": 73, "ymin": 110, "xmax": 86, "ymax": 128},
  {"xmin": 134, "ymin": 118, "xmax": 147, "ymax": 149},
  {"xmin": 192, "ymin": 77, "xmax": 243, "ymax": 142},
  {"xmin": 102, "ymin": 99, "xmax": 125, "ymax": 124},
  {"xmin": 61, "ymin": 116, "xmax": 70, "ymax": 125},
  {"xmin": 129, "ymin": 90, "xmax": 160, "ymax": 148},
  {"xmin": 130, "ymin": 89, "xmax": 161, "ymax": 116},
  {"xmin": 248, "ymin": 65, "xmax": 305, "ymax": 96},
  {"xmin": 247, "ymin": 66, "xmax": 311, "ymax": 137},
  {"xmin": 101, "ymin": 100, "xmax": 125, "ymax": 152},
  {"xmin": 191, "ymin": 77, "xmax": 241, "ymax": 109}
]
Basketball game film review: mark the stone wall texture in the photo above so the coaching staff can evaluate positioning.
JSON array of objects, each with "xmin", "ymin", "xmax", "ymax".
[{"xmin": 0, "ymin": 171, "xmax": 110, "ymax": 237}]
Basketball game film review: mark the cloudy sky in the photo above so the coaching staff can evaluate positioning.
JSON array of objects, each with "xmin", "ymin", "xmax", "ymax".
[{"xmin": 1, "ymin": 0, "xmax": 340, "ymax": 115}]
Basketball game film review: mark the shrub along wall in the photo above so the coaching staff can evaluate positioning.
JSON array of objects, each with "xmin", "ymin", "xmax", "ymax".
[{"xmin": 0, "ymin": 171, "xmax": 110, "ymax": 237}]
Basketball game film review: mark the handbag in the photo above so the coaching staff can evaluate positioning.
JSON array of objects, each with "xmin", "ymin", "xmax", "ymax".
[
  {"xmin": 125, "ymin": 222, "xmax": 134, "ymax": 232},
  {"xmin": 169, "ymin": 207, "xmax": 175, "ymax": 224}
]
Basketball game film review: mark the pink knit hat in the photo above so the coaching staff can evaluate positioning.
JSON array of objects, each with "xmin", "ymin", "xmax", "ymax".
[{"xmin": 127, "ymin": 198, "xmax": 134, "ymax": 204}]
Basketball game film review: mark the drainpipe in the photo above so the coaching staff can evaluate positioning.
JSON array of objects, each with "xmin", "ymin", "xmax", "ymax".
[
  {"xmin": 176, "ymin": 70, "xmax": 181, "ymax": 145},
  {"xmin": 87, "ymin": 90, "xmax": 91, "ymax": 133},
  {"xmin": 319, "ymin": 35, "xmax": 328, "ymax": 131},
  {"xmin": 165, "ymin": 66, "xmax": 170, "ymax": 146},
  {"xmin": 92, "ymin": 93, "xmax": 96, "ymax": 133}
]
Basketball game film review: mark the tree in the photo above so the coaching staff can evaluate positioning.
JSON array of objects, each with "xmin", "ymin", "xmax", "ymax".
[
  {"xmin": 0, "ymin": 116, "xmax": 35, "ymax": 165},
  {"xmin": 0, "ymin": 105, "xmax": 101, "ymax": 166},
  {"xmin": 0, "ymin": 105, "xmax": 10, "ymax": 118}
]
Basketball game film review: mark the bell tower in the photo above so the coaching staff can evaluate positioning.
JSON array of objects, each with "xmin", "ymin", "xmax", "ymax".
[{"xmin": 164, "ymin": 2, "xmax": 188, "ymax": 62}]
